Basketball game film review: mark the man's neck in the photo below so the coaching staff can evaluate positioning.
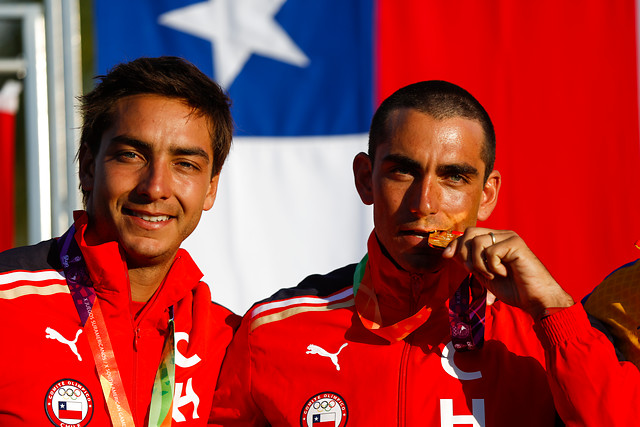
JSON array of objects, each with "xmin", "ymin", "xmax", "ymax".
[{"xmin": 127, "ymin": 263, "xmax": 172, "ymax": 303}]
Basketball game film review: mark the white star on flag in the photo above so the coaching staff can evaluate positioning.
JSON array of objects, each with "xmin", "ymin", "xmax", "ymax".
[{"xmin": 159, "ymin": 0, "xmax": 310, "ymax": 88}]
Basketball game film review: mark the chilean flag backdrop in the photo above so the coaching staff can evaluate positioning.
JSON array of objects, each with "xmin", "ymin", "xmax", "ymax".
[
  {"xmin": 94, "ymin": 0, "xmax": 640, "ymax": 315},
  {"xmin": 0, "ymin": 80, "xmax": 21, "ymax": 252},
  {"xmin": 0, "ymin": 100, "xmax": 15, "ymax": 251}
]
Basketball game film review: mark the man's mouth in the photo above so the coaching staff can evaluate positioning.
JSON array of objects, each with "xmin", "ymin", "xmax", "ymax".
[
  {"xmin": 397, "ymin": 229, "xmax": 437, "ymax": 244},
  {"xmin": 399, "ymin": 230, "xmax": 430, "ymax": 238},
  {"xmin": 398, "ymin": 226, "xmax": 444, "ymax": 238},
  {"xmin": 124, "ymin": 208, "xmax": 172, "ymax": 223},
  {"xmin": 398, "ymin": 227, "xmax": 461, "ymax": 248}
]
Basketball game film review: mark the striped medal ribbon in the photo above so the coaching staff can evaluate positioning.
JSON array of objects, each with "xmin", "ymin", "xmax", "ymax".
[
  {"xmin": 448, "ymin": 274, "xmax": 486, "ymax": 351},
  {"xmin": 58, "ymin": 225, "xmax": 176, "ymax": 426},
  {"xmin": 353, "ymin": 254, "xmax": 486, "ymax": 349},
  {"xmin": 353, "ymin": 255, "xmax": 433, "ymax": 342}
]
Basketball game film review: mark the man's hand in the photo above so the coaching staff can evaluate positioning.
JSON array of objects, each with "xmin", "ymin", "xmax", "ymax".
[{"xmin": 442, "ymin": 227, "xmax": 574, "ymax": 320}]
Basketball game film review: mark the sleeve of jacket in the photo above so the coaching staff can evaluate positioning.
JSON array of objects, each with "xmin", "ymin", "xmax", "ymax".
[
  {"xmin": 534, "ymin": 303, "xmax": 640, "ymax": 426},
  {"xmin": 208, "ymin": 312, "xmax": 268, "ymax": 426}
]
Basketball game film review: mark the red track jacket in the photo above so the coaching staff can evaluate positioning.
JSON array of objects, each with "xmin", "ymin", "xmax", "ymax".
[
  {"xmin": 210, "ymin": 232, "xmax": 630, "ymax": 426},
  {"xmin": 538, "ymin": 258, "xmax": 640, "ymax": 426},
  {"xmin": 0, "ymin": 212, "xmax": 239, "ymax": 426}
]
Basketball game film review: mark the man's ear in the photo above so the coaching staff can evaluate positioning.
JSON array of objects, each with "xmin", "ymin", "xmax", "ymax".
[
  {"xmin": 203, "ymin": 173, "xmax": 220, "ymax": 211},
  {"xmin": 78, "ymin": 143, "xmax": 95, "ymax": 192},
  {"xmin": 353, "ymin": 152, "xmax": 374, "ymax": 205},
  {"xmin": 477, "ymin": 170, "xmax": 501, "ymax": 221}
]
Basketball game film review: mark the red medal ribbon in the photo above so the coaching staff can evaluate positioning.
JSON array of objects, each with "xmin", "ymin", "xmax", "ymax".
[
  {"xmin": 353, "ymin": 254, "xmax": 486, "ymax": 349},
  {"xmin": 353, "ymin": 255, "xmax": 433, "ymax": 342},
  {"xmin": 58, "ymin": 225, "xmax": 175, "ymax": 427}
]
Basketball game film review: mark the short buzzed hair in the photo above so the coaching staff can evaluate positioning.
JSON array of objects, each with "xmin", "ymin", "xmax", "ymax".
[{"xmin": 368, "ymin": 80, "xmax": 496, "ymax": 181}]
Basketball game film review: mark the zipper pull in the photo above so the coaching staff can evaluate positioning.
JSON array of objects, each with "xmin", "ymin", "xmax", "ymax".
[{"xmin": 133, "ymin": 327, "xmax": 141, "ymax": 350}]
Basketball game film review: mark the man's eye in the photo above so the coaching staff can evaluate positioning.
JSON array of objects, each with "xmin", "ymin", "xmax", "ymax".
[
  {"xmin": 391, "ymin": 166, "xmax": 411, "ymax": 175},
  {"xmin": 448, "ymin": 174, "xmax": 468, "ymax": 183},
  {"xmin": 118, "ymin": 151, "xmax": 139, "ymax": 161},
  {"xmin": 176, "ymin": 161, "xmax": 200, "ymax": 171}
]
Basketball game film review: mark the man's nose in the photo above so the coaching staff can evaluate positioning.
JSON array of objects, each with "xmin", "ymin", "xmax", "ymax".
[
  {"xmin": 136, "ymin": 161, "xmax": 172, "ymax": 200},
  {"xmin": 409, "ymin": 177, "xmax": 439, "ymax": 216}
]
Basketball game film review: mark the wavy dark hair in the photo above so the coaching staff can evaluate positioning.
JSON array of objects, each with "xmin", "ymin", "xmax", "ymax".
[{"xmin": 78, "ymin": 56, "xmax": 233, "ymax": 203}]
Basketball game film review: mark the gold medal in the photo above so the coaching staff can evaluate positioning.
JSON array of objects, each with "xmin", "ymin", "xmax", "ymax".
[{"xmin": 428, "ymin": 230, "xmax": 463, "ymax": 248}]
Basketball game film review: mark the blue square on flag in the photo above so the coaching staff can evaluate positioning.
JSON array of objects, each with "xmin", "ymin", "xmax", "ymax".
[{"xmin": 94, "ymin": 0, "xmax": 373, "ymax": 136}]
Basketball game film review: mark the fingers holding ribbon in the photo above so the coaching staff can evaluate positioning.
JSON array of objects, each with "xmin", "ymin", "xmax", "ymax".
[
  {"xmin": 443, "ymin": 227, "xmax": 509, "ymax": 280},
  {"xmin": 443, "ymin": 227, "xmax": 574, "ymax": 318}
]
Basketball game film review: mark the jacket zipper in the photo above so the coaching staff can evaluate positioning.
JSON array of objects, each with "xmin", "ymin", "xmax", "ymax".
[
  {"xmin": 397, "ymin": 273, "xmax": 422, "ymax": 426},
  {"xmin": 132, "ymin": 321, "xmax": 141, "ymax": 423},
  {"xmin": 398, "ymin": 334, "xmax": 412, "ymax": 427}
]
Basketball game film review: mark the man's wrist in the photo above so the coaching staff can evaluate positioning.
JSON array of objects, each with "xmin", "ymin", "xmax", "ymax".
[
  {"xmin": 526, "ymin": 285, "xmax": 575, "ymax": 321},
  {"xmin": 537, "ymin": 306, "xmax": 571, "ymax": 321},
  {"xmin": 533, "ymin": 296, "xmax": 575, "ymax": 322}
]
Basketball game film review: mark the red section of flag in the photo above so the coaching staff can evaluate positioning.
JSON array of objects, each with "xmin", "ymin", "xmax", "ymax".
[
  {"xmin": 376, "ymin": 1, "xmax": 640, "ymax": 300},
  {"xmin": 58, "ymin": 409, "xmax": 82, "ymax": 420},
  {"xmin": 59, "ymin": 409, "xmax": 83, "ymax": 420},
  {"xmin": 0, "ymin": 111, "xmax": 15, "ymax": 251}
]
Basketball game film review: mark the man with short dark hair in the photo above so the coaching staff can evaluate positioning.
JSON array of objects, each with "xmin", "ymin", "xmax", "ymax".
[
  {"xmin": 209, "ymin": 81, "xmax": 612, "ymax": 426},
  {"xmin": 0, "ymin": 56, "xmax": 239, "ymax": 426}
]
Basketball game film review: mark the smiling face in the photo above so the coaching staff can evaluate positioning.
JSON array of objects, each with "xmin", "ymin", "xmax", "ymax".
[
  {"xmin": 80, "ymin": 94, "xmax": 219, "ymax": 268},
  {"xmin": 354, "ymin": 108, "xmax": 500, "ymax": 273}
]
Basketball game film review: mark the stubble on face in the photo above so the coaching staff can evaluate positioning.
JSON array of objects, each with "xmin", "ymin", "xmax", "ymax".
[
  {"xmin": 80, "ymin": 94, "xmax": 218, "ymax": 269},
  {"xmin": 368, "ymin": 109, "xmax": 490, "ymax": 274}
]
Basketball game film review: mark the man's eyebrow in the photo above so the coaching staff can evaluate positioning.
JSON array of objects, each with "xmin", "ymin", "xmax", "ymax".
[
  {"xmin": 436, "ymin": 163, "xmax": 479, "ymax": 177},
  {"xmin": 170, "ymin": 146, "xmax": 211, "ymax": 163},
  {"xmin": 381, "ymin": 154, "xmax": 479, "ymax": 178},
  {"xmin": 110, "ymin": 135, "xmax": 211, "ymax": 163},
  {"xmin": 381, "ymin": 153, "xmax": 422, "ymax": 170},
  {"xmin": 111, "ymin": 134, "xmax": 150, "ymax": 150}
]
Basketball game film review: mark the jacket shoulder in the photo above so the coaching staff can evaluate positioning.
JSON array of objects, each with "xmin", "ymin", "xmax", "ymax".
[
  {"xmin": 189, "ymin": 281, "xmax": 242, "ymax": 332},
  {"xmin": 247, "ymin": 264, "xmax": 357, "ymax": 331},
  {"xmin": 0, "ymin": 240, "xmax": 67, "ymax": 300},
  {"xmin": 583, "ymin": 259, "xmax": 640, "ymax": 307},
  {"xmin": 0, "ymin": 239, "xmax": 60, "ymax": 273},
  {"xmin": 210, "ymin": 300, "xmax": 242, "ymax": 332},
  {"xmin": 266, "ymin": 263, "xmax": 356, "ymax": 302},
  {"xmin": 582, "ymin": 259, "xmax": 640, "ymax": 363}
]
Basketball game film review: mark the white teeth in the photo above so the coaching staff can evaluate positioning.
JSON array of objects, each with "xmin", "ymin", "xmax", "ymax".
[{"xmin": 134, "ymin": 213, "xmax": 170, "ymax": 222}]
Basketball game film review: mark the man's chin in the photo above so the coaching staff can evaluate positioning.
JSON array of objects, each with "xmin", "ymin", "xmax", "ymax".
[
  {"xmin": 402, "ymin": 252, "xmax": 451, "ymax": 274},
  {"xmin": 121, "ymin": 239, "xmax": 176, "ymax": 268}
]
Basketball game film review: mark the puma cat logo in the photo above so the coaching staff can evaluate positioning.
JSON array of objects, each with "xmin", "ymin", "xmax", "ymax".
[
  {"xmin": 46, "ymin": 327, "xmax": 83, "ymax": 361},
  {"xmin": 306, "ymin": 343, "xmax": 348, "ymax": 371}
]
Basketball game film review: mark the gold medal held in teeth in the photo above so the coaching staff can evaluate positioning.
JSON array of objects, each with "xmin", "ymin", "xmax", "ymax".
[{"xmin": 428, "ymin": 230, "xmax": 463, "ymax": 248}]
